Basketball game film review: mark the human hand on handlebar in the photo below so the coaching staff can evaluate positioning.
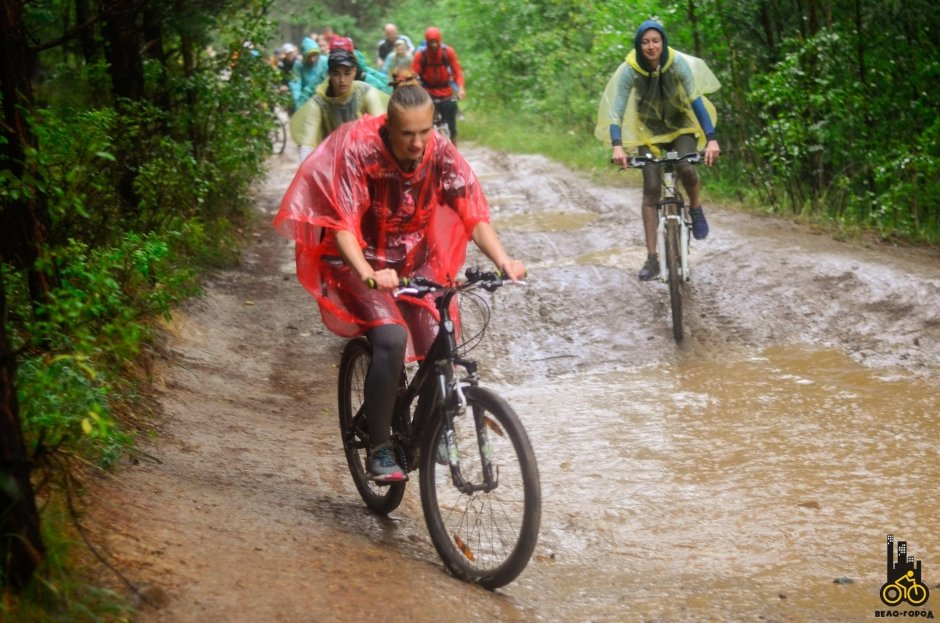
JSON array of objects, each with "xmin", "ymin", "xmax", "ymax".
[
  {"xmin": 611, "ymin": 145, "xmax": 628, "ymax": 167},
  {"xmin": 364, "ymin": 268, "xmax": 400, "ymax": 291},
  {"xmin": 500, "ymin": 258, "xmax": 527, "ymax": 282}
]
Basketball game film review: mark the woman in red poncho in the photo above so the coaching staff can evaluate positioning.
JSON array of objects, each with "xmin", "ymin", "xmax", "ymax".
[{"xmin": 275, "ymin": 72, "xmax": 525, "ymax": 482}]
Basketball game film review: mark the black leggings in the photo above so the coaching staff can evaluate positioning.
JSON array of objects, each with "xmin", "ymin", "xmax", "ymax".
[
  {"xmin": 365, "ymin": 324, "xmax": 407, "ymax": 448},
  {"xmin": 434, "ymin": 98, "xmax": 458, "ymax": 142}
]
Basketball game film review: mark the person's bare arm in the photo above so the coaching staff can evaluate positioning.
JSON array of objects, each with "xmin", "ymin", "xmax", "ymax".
[
  {"xmin": 335, "ymin": 230, "xmax": 399, "ymax": 290},
  {"xmin": 471, "ymin": 222, "xmax": 525, "ymax": 281}
]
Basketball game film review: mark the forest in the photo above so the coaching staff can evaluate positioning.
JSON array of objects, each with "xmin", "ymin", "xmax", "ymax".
[{"xmin": 1, "ymin": 0, "xmax": 937, "ymax": 618}]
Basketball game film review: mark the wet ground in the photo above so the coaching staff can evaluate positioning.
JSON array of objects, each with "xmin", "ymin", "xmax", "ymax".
[{"xmin": 88, "ymin": 144, "xmax": 940, "ymax": 622}]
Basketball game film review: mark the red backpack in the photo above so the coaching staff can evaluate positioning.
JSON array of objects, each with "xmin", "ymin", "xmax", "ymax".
[{"xmin": 418, "ymin": 44, "xmax": 453, "ymax": 89}]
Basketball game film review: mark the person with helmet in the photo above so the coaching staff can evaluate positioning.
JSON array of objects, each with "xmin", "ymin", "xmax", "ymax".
[
  {"xmin": 289, "ymin": 40, "xmax": 389, "ymax": 162},
  {"xmin": 596, "ymin": 19, "xmax": 721, "ymax": 281},
  {"xmin": 275, "ymin": 73, "xmax": 524, "ymax": 482},
  {"xmin": 412, "ymin": 27, "xmax": 465, "ymax": 145}
]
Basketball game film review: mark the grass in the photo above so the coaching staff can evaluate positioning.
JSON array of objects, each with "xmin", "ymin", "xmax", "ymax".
[
  {"xmin": 459, "ymin": 100, "xmax": 626, "ymax": 187},
  {"xmin": 458, "ymin": 101, "xmax": 940, "ymax": 248},
  {"xmin": 459, "ymin": 99, "xmax": 742, "ymax": 208},
  {"xmin": 1, "ymin": 494, "xmax": 135, "ymax": 622}
]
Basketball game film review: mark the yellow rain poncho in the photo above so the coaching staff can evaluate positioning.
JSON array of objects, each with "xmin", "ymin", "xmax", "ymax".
[
  {"xmin": 595, "ymin": 44, "xmax": 720, "ymax": 154},
  {"xmin": 290, "ymin": 80, "xmax": 389, "ymax": 158}
]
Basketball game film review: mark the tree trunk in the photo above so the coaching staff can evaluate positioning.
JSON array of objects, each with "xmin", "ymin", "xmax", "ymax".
[
  {"xmin": 75, "ymin": 0, "xmax": 100, "ymax": 65},
  {"xmin": 0, "ymin": 4, "xmax": 46, "ymax": 589},
  {"xmin": 100, "ymin": 0, "xmax": 143, "ymax": 101},
  {"xmin": 99, "ymin": 0, "xmax": 144, "ymax": 212},
  {"xmin": 0, "ymin": 270, "xmax": 45, "ymax": 591},
  {"xmin": 688, "ymin": 0, "xmax": 702, "ymax": 57},
  {"xmin": 0, "ymin": 0, "xmax": 54, "ymax": 305}
]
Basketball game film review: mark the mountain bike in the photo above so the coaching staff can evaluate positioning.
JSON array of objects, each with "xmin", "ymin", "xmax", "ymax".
[
  {"xmin": 626, "ymin": 150, "xmax": 703, "ymax": 342},
  {"xmin": 337, "ymin": 268, "xmax": 541, "ymax": 589}
]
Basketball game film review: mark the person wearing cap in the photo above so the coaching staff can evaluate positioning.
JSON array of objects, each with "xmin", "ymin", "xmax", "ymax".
[
  {"xmin": 596, "ymin": 19, "xmax": 721, "ymax": 281},
  {"xmin": 289, "ymin": 42, "xmax": 389, "ymax": 162},
  {"xmin": 276, "ymin": 43, "xmax": 298, "ymax": 86},
  {"xmin": 289, "ymin": 38, "xmax": 328, "ymax": 110},
  {"xmin": 412, "ymin": 27, "xmax": 465, "ymax": 145},
  {"xmin": 275, "ymin": 73, "xmax": 525, "ymax": 482}
]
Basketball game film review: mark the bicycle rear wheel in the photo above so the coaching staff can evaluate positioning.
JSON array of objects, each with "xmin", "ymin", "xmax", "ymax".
[
  {"xmin": 665, "ymin": 219, "xmax": 683, "ymax": 342},
  {"xmin": 337, "ymin": 338, "xmax": 405, "ymax": 514},
  {"xmin": 419, "ymin": 386, "xmax": 540, "ymax": 589}
]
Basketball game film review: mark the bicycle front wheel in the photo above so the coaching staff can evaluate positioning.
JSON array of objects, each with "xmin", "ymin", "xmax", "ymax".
[
  {"xmin": 337, "ymin": 338, "xmax": 405, "ymax": 514},
  {"xmin": 419, "ymin": 386, "xmax": 541, "ymax": 589},
  {"xmin": 665, "ymin": 218, "xmax": 683, "ymax": 342}
]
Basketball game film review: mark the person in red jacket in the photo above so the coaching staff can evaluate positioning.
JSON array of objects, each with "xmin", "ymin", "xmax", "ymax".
[{"xmin": 412, "ymin": 27, "xmax": 465, "ymax": 145}]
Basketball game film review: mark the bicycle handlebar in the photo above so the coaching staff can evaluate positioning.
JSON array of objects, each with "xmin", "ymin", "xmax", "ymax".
[
  {"xmin": 395, "ymin": 267, "xmax": 525, "ymax": 297},
  {"xmin": 610, "ymin": 151, "xmax": 704, "ymax": 169},
  {"xmin": 630, "ymin": 151, "xmax": 702, "ymax": 168}
]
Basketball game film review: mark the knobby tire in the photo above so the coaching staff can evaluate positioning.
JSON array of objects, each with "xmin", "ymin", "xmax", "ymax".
[
  {"xmin": 337, "ymin": 338, "xmax": 405, "ymax": 514},
  {"xmin": 419, "ymin": 386, "xmax": 541, "ymax": 589},
  {"xmin": 666, "ymin": 219, "xmax": 683, "ymax": 342}
]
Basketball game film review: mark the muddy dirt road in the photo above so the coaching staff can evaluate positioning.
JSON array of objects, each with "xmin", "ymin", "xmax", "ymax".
[{"xmin": 89, "ymin": 146, "xmax": 940, "ymax": 622}]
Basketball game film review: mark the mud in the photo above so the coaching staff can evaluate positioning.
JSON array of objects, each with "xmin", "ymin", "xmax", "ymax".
[{"xmin": 86, "ymin": 144, "xmax": 940, "ymax": 622}]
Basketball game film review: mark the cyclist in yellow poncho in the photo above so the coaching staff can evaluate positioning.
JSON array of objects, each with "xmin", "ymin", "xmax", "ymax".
[
  {"xmin": 596, "ymin": 20, "xmax": 721, "ymax": 281},
  {"xmin": 290, "ymin": 39, "xmax": 389, "ymax": 162}
]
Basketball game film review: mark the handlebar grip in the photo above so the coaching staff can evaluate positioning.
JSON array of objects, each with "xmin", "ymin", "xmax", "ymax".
[{"xmin": 365, "ymin": 276, "xmax": 410, "ymax": 289}]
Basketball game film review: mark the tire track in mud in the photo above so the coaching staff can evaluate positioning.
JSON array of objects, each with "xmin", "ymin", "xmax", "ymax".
[{"xmin": 463, "ymin": 144, "xmax": 940, "ymax": 377}]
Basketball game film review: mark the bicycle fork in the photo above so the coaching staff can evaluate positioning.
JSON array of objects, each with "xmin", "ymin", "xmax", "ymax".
[
  {"xmin": 436, "ymin": 365, "xmax": 498, "ymax": 494},
  {"xmin": 655, "ymin": 205, "xmax": 691, "ymax": 282}
]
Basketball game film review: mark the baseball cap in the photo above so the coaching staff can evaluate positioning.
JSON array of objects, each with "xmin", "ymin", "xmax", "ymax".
[{"xmin": 328, "ymin": 49, "xmax": 357, "ymax": 69}]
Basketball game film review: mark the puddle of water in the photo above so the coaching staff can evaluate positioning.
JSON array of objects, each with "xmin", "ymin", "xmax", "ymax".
[
  {"xmin": 493, "ymin": 211, "xmax": 598, "ymax": 233},
  {"xmin": 497, "ymin": 345, "xmax": 939, "ymax": 621}
]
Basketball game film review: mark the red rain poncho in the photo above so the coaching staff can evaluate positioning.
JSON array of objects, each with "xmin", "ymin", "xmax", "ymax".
[{"xmin": 274, "ymin": 114, "xmax": 490, "ymax": 356}]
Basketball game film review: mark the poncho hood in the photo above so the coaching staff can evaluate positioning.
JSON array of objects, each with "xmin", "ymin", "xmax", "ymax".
[{"xmin": 634, "ymin": 20, "xmax": 669, "ymax": 72}]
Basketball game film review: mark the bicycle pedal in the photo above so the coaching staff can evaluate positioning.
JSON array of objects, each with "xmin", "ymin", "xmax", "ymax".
[{"xmin": 368, "ymin": 472, "xmax": 409, "ymax": 485}]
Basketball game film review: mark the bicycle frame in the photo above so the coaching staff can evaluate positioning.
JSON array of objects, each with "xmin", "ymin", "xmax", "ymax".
[
  {"xmin": 654, "ymin": 164, "xmax": 691, "ymax": 283},
  {"xmin": 338, "ymin": 270, "xmax": 540, "ymax": 588},
  {"xmin": 390, "ymin": 280, "xmax": 495, "ymax": 494}
]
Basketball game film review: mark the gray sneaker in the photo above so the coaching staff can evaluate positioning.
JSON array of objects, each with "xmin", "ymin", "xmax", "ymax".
[
  {"xmin": 639, "ymin": 254, "xmax": 660, "ymax": 281},
  {"xmin": 368, "ymin": 445, "xmax": 407, "ymax": 483}
]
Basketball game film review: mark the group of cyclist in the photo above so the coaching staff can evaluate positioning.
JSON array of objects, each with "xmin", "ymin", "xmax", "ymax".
[
  {"xmin": 275, "ymin": 19, "xmax": 720, "ymax": 481},
  {"xmin": 272, "ymin": 22, "xmax": 466, "ymax": 165}
]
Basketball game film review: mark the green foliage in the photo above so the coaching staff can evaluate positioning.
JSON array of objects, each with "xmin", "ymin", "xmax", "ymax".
[
  {"xmin": 2, "ymin": 0, "xmax": 282, "ymax": 613},
  {"xmin": 380, "ymin": 0, "xmax": 940, "ymax": 244},
  {"xmin": 7, "ymin": 232, "xmax": 199, "ymax": 467},
  {"xmin": 746, "ymin": 31, "xmax": 866, "ymax": 215}
]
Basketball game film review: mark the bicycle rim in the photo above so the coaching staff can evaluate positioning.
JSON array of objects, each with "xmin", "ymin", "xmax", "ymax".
[
  {"xmin": 337, "ymin": 338, "xmax": 405, "ymax": 514},
  {"xmin": 419, "ymin": 386, "xmax": 541, "ymax": 589},
  {"xmin": 666, "ymin": 219, "xmax": 683, "ymax": 342}
]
